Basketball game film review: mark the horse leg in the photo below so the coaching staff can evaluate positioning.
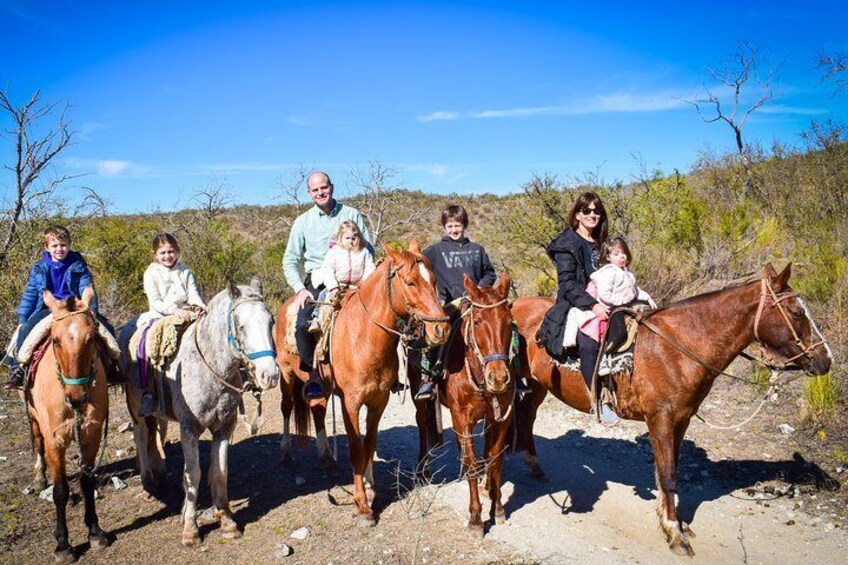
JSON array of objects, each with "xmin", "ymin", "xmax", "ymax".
[
  {"xmin": 413, "ymin": 397, "xmax": 432, "ymax": 480},
  {"xmin": 209, "ymin": 429, "xmax": 241, "ymax": 539},
  {"xmin": 179, "ymin": 427, "xmax": 202, "ymax": 546},
  {"xmin": 279, "ymin": 378, "xmax": 294, "ymax": 467},
  {"xmin": 30, "ymin": 418, "xmax": 47, "ymax": 491},
  {"xmin": 519, "ymin": 384, "xmax": 548, "ymax": 481},
  {"xmin": 648, "ymin": 415, "xmax": 694, "ymax": 556},
  {"xmin": 79, "ymin": 423, "xmax": 110, "ymax": 550},
  {"xmin": 133, "ymin": 417, "xmax": 154, "ymax": 493},
  {"xmin": 454, "ymin": 411, "xmax": 484, "ymax": 538},
  {"xmin": 45, "ymin": 448, "xmax": 74, "ymax": 563},
  {"xmin": 340, "ymin": 400, "xmax": 374, "ymax": 526},
  {"xmin": 486, "ymin": 418, "xmax": 511, "ymax": 526},
  {"xmin": 313, "ymin": 401, "xmax": 336, "ymax": 471},
  {"xmin": 151, "ymin": 419, "xmax": 168, "ymax": 487}
]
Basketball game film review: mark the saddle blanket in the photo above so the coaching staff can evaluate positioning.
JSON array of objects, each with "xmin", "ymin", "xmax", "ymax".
[
  {"xmin": 129, "ymin": 314, "xmax": 187, "ymax": 368},
  {"xmin": 551, "ymin": 351, "xmax": 634, "ymax": 376},
  {"xmin": 14, "ymin": 314, "xmax": 120, "ymax": 364}
]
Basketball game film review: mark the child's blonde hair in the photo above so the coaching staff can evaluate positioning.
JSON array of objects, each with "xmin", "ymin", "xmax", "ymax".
[
  {"xmin": 335, "ymin": 221, "xmax": 364, "ymax": 251},
  {"xmin": 43, "ymin": 225, "xmax": 71, "ymax": 245}
]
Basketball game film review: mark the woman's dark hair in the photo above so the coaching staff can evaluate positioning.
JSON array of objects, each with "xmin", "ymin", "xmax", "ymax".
[
  {"xmin": 441, "ymin": 204, "xmax": 469, "ymax": 228},
  {"xmin": 151, "ymin": 232, "xmax": 180, "ymax": 253},
  {"xmin": 567, "ymin": 191, "xmax": 608, "ymax": 242},
  {"xmin": 599, "ymin": 236, "xmax": 632, "ymax": 266}
]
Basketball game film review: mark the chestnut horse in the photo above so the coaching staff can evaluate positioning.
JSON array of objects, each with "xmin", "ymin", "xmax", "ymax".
[
  {"xmin": 410, "ymin": 272, "xmax": 516, "ymax": 538},
  {"xmin": 511, "ymin": 264, "xmax": 831, "ymax": 556},
  {"xmin": 26, "ymin": 288, "xmax": 110, "ymax": 563},
  {"xmin": 275, "ymin": 240, "xmax": 449, "ymax": 526}
]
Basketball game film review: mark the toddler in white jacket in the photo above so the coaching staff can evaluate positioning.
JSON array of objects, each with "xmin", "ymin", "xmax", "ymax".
[{"xmin": 309, "ymin": 221, "xmax": 375, "ymax": 333}]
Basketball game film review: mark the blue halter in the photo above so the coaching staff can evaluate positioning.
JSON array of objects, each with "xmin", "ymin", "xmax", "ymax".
[{"xmin": 226, "ymin": 297, "xmax": 276, "ymax": 361}]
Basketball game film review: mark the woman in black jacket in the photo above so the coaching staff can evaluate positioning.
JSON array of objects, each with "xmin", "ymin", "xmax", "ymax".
[{"xmin": 537, "ymin": 192, "xmax": 609, "ymax": 389}]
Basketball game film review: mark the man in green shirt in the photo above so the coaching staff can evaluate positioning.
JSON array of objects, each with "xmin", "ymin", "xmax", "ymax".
[{"xmin": 283, "ymin": 171, "xmax": 372, "ymax": 398}]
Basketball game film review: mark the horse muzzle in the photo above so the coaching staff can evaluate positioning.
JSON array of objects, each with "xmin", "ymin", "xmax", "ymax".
[
  {"xmin": 806, "ymin": 354, "xmax": 832, "ymax": 376},
  {"xmin": 425, "ymin": 321, "xmax": 450, "ymax": 347},
  {"xmin": 254, "ymin": 359, "xmax": 281, "ymax": 390},
  {"xmin": 64, "ymin": 391, "xmax": 89, "ymax": 411},
  {"xmin": 484, "ymin": 365, "xmax": 511, "ymax": 394}
]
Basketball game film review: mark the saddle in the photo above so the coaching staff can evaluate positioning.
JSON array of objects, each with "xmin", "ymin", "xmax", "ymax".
[
  {"xmin": 313, "ymin": 288, "xmax": 351, "ymax": 364},
  {"xmin": 129, "ymin": 314, "xmax": 190, "ymax": 368}
]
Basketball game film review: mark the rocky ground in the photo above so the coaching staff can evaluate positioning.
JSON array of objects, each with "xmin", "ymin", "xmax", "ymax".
[{"xmin": 0, "ymin": 370, "xmax": 845, "ymax": 564}]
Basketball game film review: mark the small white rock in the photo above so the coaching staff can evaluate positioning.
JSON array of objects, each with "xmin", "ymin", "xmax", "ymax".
[
  {"xmin": 94, "ymin": 489, "xmax": 101, "ymax": 500},
  {"xmin": 118, "ymin": 422, "xmax": 133, "ymax": 433},
  {"xmin": 295, "ymin": 476, "xmax": 306, "ymax": 486},
  {"xmin": 0, "ymin": 456, "xmax": 7, "ymax": 462},
  {"xmin": 111, "ymin": 476, "xmax": 128, "ymax": 491},
  {"xmin": 39, "ymin": 485, "xmax": 54, "ymax": 500},
  {"xmin": 275, "ymin": 542, "xmax": 293, "ymax": 557},
  {"xmin": 22, "ymin": 486, "xmax": 35, "ymax": 495},
  {"xmin": 115, "ymin": 449, "xmax": 127, "ymax": 458},
  {"xmin": 290, "ymin": 527, "xmax": 309, "ymax": 540},
  {"xmin": 777, "ymin": 424, "xmax": 795, "ymax": 435}
]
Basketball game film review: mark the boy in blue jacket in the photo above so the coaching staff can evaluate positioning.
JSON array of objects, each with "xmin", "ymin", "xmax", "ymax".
[{"xmin": 3, "ymin": 226, "xmax": 113, "ymax": 388}]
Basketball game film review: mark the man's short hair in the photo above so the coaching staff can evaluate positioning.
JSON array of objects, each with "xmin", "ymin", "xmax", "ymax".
[
  {"xmin": 441, "ymin": 204, "xmax": 469, "ymax": 227},
  {"xmin": 43, "ymin": 225, "xmax": 71, "ymax": 245}
]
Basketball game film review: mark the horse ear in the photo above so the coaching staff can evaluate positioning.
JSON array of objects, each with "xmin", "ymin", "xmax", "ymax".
[
  {"xmin": 762, "ymin": 262, "xmax": 777, "ymax": 278},
  {"xmin": 383, "ymin": 244, "xmax": 399, "ymax": 262},
  {"xmin": 408, "ymin": 238, "xmax": 421, "ymax": 254},
  {"xmin": 773, "ymin": 263, "xmax": 792, "ymax": 290},
  {"xmin": 43, "ymin": 290, "xmax": 59, "ymax": 313},
  {"xmin": 79, "ymin": 286, "xmax": 95, "ymax": 310},
  {"xmin": 227, "ymin": 280, "xmax": 241, "ymax": 299},
  {"xmin": 250, "ymin": 276, "xmax": 263, "ymax": 295},
  {"xmin": 463, "ymin": 274, "xmax": 479, "ymax": 300},
  {"xmin": 494, "ymin": 270, "xmax": 512, "ymax": 298}
]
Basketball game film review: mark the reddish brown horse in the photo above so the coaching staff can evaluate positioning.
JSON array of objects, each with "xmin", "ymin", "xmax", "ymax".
[
  {"xmin": 511, "ymin": 264, "xmax": 831, "ymax": 556},
  {"xmin": 26, "ymin": 288, "xmax": 111, "ymax": 563},
  {"xmin": 275, "ymin": 240, "xmax": 450, "ymax": 525},
  {"xmin": 410, "ymin": 272, "xmax": 516, "ymax": 538}
]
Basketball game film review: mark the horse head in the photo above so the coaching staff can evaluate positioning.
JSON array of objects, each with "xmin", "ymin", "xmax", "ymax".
[
  {"xmin": 754, "ymin": 263, "xmax": 832, "ymax": 375},
  {"xmin": 384, "ymin": 239, "xmax": 450, "ymax": 347},
  {"xmin": 226, "ymin": 278, "xmax": 281, "ymax": 390},
  {"xmin": 462, "ymin": 270, "xmax": 514, "ymax": 394},
  {"xmin": 44, "ymin": 286, "xmax": 98, "ymax": 410}
]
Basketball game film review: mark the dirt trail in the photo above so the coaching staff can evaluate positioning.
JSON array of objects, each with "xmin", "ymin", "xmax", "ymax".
[{"xmin": 0, "ymin": 375, "xmax": 845, "ymax": 564}]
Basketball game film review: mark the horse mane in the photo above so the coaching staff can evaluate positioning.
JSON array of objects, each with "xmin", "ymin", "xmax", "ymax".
[{"xmin": 649, "ymin": 271, "xmax": 761, "ymax": 315}]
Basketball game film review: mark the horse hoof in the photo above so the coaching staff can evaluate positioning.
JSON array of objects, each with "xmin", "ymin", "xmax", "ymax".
[
  {"xmin": 53, "ymin": 549, "xmax": 76, "ymax": 564},
  {"xmin": 494, "ymin": 512, "xmax": 506, "ymax": 525},
  {"xmin": 467, "ymin": 523, "xmax": 484, "ymax": 539},
  {"xmin": 181, "ymin": 531, "xmax": 200, "ymax": 547},
  {"xmin": 356, "ymin": 513, "xmax": 376, "ymax": 527},
  {"xmin": 89, "ymin": 532, "xmax": 111, "ymax": 550},
  {"xmin": 682, "ymin": 522, "xmax": 697, "ymax": 538},
  {"xmin": 221, "ymin": 527, "xmax": 242, "ymax": 540},
  {"xmin": 670, "ymin": 537, "xmax": 695, "ymax": 557}
]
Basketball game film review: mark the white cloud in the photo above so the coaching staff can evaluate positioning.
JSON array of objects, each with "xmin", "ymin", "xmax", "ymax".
[
  {"xmin": 96, "ymin": 160, "xmax": 132, "ymax": 176},
  {"xmin": 419, "ymin": 90, "xmax": 688, "ymax": 122},
  {"xmin": 416, "ymin": 111, "xmax": 461, "ymax": 122},
  {"xmin": 78, "ymin": 122, "xmax": 109, "ymax": 141},
  {"xmin": 760, "ymin": 104, "xmax": 828, "ymax": 116}
]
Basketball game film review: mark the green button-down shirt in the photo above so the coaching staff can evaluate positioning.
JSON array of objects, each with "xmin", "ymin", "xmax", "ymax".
[{"xmin": 282, "ymin": 201, "xmax": 372, "ymax": 294}]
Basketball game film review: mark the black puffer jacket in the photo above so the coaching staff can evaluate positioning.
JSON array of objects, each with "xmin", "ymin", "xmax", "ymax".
[{"xmin": 537, "ymin": 229, "xmax": 599, "ymax": 358}]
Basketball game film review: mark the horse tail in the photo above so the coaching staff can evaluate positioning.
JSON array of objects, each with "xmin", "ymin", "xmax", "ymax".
[{"xmin": 292, "ymin": 379, "xmax": 312, "ymax": 442}]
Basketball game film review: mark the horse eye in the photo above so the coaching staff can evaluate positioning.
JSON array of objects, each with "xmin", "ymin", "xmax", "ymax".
[{"xmin": 52, "ymin": 338, "xmax": 61, "ymax": 347}]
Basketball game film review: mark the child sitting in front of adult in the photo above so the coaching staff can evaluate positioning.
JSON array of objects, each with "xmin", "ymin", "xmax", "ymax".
[
  {"xmin": 3, "ymin": 226, "xmax": 117, "ymax": 389},
  {"xmin": 308, "ymin": 221, "xmax": 375, "ymax": 336},
  {"xmin": 134, "ymin": 232, "xmax": 206, "ymax": 416},
  {"xmin": 579, "ymin": 236, "xmax": 656, "ymax": 424},
  {"xmin": 414, "ymin": 204, "xmax": 529, "ymax": 401}
]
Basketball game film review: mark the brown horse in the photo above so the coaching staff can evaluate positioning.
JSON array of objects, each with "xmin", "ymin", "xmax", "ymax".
[
  {"xmin": 275, "ymin": 240, "xmax": 450, "ymax": 525},
  {"xmin": 511, "ymin": 264, "xmax": 832, "ymax": 556},
  {"xmin": 410, "ymin": 272, "xmax": 516, "ymax": 538},
  {"xmin": 26, "ymin": 287, "xmax": 111, "ymax": 563}
]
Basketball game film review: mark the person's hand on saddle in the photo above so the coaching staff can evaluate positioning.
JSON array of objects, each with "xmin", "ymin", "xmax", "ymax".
[
  {"xmin": 293, "ymin": 289, "xmax": 314, "ymax": 310},
  {"xmin": 647, "ymin": 297, "xmax": 658, "ymax": 310},
  {"xmin": 328, "ymin": 288, "xmax": 339, "ymax": 303},
  {"xmin": 592, "ymin": 302, "xmax": 610, "ymax": 320},
  {"xmin": 176, "ymin": 307, "xmax": 195, "ymax": 323}
]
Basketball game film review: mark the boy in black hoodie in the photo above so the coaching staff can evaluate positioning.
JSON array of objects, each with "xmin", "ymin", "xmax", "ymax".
[{"xmin": 415, "ymin": 205, "xmax": 527, "ymax": 399}]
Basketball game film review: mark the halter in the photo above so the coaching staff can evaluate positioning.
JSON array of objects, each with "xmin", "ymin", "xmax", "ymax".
[
  {"xmin": 52, "ymin": 309, "xmax": 97, "ymax": 387},
  {"xmin": 194, "ymin": 294, "xmax": 276, "ymax": 394},
  {"xmin": 358, "ymin": 258, "xmax": 450, "ymax": 342},
  {"xmin": 458, "ymin": 297, "xmax": 519, "ymax": 422},
  {"xmin": 752, "ymin": 277, "xmax": 826, "ymax": 369}
]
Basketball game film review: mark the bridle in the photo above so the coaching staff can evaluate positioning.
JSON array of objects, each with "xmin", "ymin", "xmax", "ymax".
[
  {"xmin": 194, "ymin": 295, "xmax": 276, "ymax": 394},
  {"xmin": 358, "ymin": 257, "xmax": 450, "ymax": 342},
  {"xmin": 52, "ymin": 309, "xmax": 97, "ymax": 388},
  {"xmin": 753, "ymin": 277, "xmax": 826, "ymax": 370},
  {"xmin": 457, "ymin": 296, "xmax": 518, "ymax": 422}
]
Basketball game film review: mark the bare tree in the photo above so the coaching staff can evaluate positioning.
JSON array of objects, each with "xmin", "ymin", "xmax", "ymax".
[
  {"xmin": 0, "ymin": 88, "xmax": 78, "ymax": 264},
  {"xmin": 348, "ymin": 161, "xmax": 425, "ymax": 248},
  {"xmin": 819, "ymin": 51, "xmax": 848, "ymax": 94},
  {"xmin": 190, "ymin": 175, "xmax": 233, "ymax": 224},
  {"xmin": 273, "ymin": 163, "xmax": 312, "ymax": 214},
  {"xmin": 685, "ymin": 41, "xmax": 774, "ymax": 198}
]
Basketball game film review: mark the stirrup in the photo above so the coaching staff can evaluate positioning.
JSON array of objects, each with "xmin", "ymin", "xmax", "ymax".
[
  {"xmin": 303, "ymin": 379, "xmax": 324, "ymax": 400},
  {"xmin": 414, "ymin": 381, "xmax": 435, "ymax": 401}
]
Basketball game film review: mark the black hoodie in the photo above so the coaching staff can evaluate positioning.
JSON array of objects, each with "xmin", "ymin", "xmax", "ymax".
[{"xmin": 423, "ymin": 236, "xmax": 496, "ymax": 304}]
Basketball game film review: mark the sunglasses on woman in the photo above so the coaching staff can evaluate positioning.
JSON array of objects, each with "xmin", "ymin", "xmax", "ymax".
[{"xmin": 580, "ymin": 206, "xmax": 604, "ymax": 216}]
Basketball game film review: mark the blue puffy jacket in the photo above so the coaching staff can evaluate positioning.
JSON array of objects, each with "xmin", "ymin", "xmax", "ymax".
[{"xmin": 17, "ymin": 252, "xmax": 99, "ymax": 323}]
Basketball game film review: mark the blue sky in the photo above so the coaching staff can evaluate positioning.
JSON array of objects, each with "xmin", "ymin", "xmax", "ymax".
[{"xmin": 2, "ymin": 1, "xmax": 847, "ymax": 213}]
